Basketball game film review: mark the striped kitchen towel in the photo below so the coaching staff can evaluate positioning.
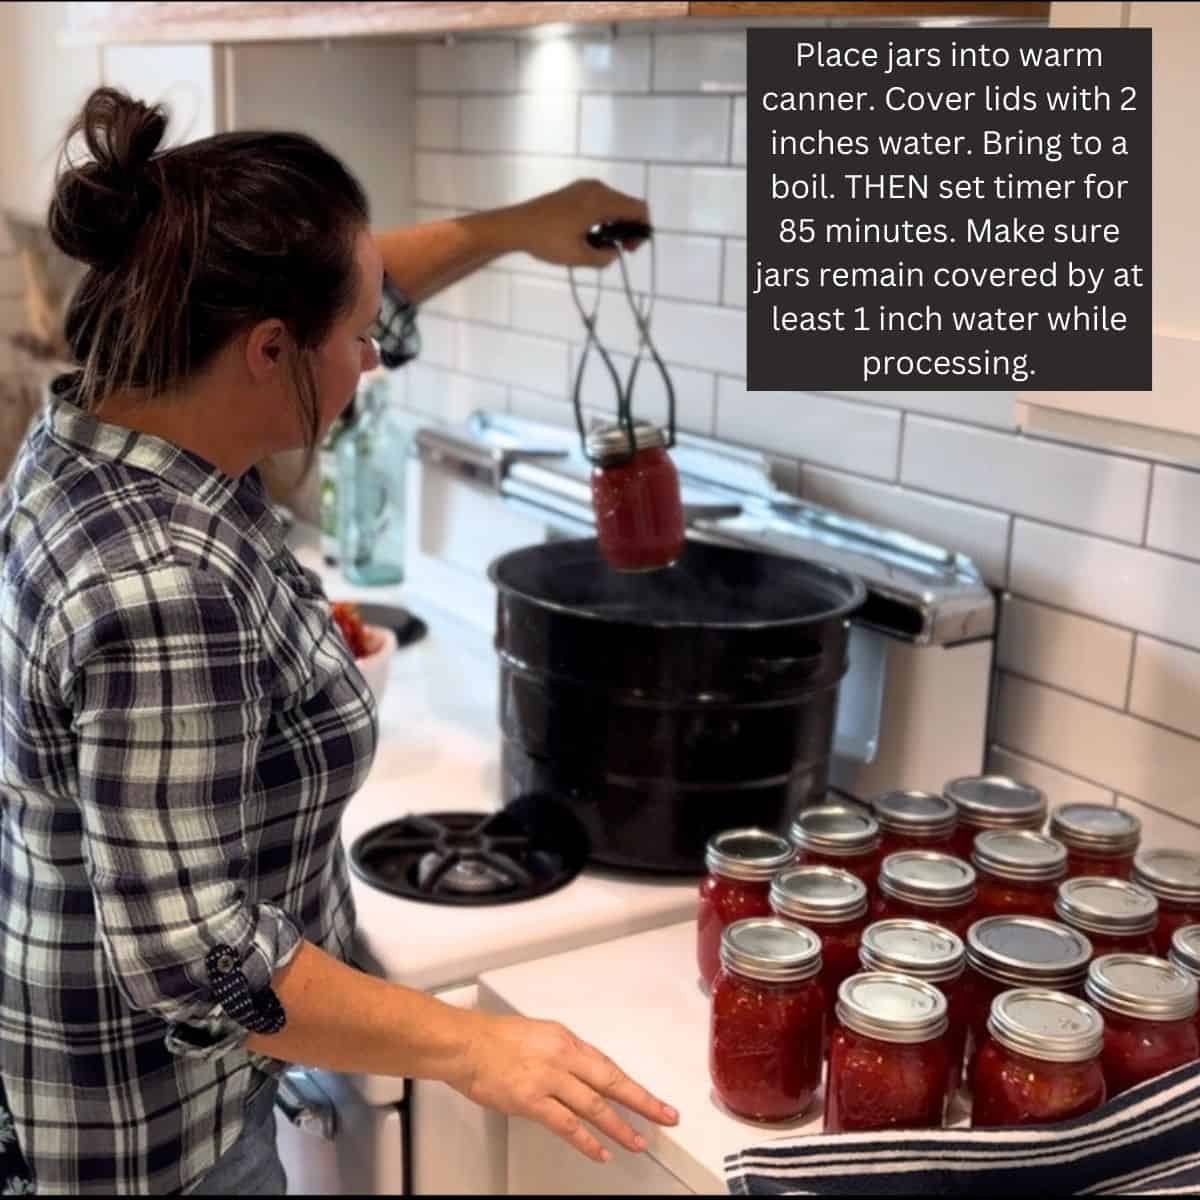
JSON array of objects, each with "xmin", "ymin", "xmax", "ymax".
[{"xmin": 724, "ymin": 1061, "xmax": 1200, "ymax": 1195}]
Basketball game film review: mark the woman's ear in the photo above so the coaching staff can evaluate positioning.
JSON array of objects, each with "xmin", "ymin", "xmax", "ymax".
[{"xmin": 244, "ymin": 318, "xmax": 287, "ymax": 381}]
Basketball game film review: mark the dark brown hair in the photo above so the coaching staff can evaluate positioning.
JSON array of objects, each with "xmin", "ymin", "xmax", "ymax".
[{"xmin": 49, "ymin": 87, "xmax": 370, "ymax": 455}]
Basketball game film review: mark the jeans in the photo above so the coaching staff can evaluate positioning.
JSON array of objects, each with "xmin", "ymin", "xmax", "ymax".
[{"xmin": 186, "ymin": 1076, "xmax": 288, "ymax": 1195}]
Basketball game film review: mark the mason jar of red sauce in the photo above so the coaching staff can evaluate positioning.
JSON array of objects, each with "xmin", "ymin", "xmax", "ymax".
[
  {"xmin": 1086, "ymin": 953, "xmax": 1199, "ymax": 1098},
  {"xmin": 972, "ymin": 988, "xmax": 1106, "ymax": 1128},
  {"xmin": 944, "ymin": 775, "xmax": 1047, "ymax": 863},
  {"xmin": 790, "ymin": 805, "xmax": 883, "ymax": 896},
  {"xmin": 825, "ymin": 972, "xmax": 952, "ymax": 1133},
  {"xmin": 770, "ymin": 865, "xmax": 868, "ymax": 1035},
  {"xmin": 963, "ymin": 915, "xmax": 1093, "ymax": 1086},
  {"xmin": 1050, "ymin": 804, "xmax": 1142, "ymax": 881},
  {"xmin": 972, "ymin": 830, "xmax": 1068, "ymax": 921},
  {"xmin": 859, "ymin": 919, "xmax": 969, "ymax": 1095},
  {"xmin": 873, "ymin": 790, "xmax": 959, "ymax": 857},
  {"xmin": 709, "ymin": 918, "xmax": 825, "ymax": 1122},
  {"xmin": 873, "ymin": 851, "xmax": 977, "ymax": 939},
  {"xmin": 1169, "ymin": 926, "xmax": 1200, "ymax": 1047},
  {"xmin": 1131, "ymin": 850, "xmax": 1200, "ymax": 958},
  {"xmin": 587, "ymin": 422, "xmax": 685, "ymax": 573},
  {"xmin": 1055, "ymin": 877, "xmax": 1159, "ymax": 959},
  {"xmin": 697, "ymin": 828, "xmax": 795, "ymax": 992}
]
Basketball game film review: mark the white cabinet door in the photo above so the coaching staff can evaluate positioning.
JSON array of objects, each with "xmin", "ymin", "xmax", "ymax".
[{"xmin": 100, "ymin": 43, "xmax": 223, "ymax": 141}]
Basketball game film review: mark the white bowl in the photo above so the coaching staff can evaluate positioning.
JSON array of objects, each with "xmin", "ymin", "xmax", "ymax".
[{"xmin": 355, "ymin": 623, "xmax": 397, "ymax": 707}]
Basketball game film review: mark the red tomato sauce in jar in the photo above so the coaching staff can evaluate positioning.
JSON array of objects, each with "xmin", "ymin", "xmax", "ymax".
[
  {"xmin": 587, "ymin": 423, "xmax": 685, "ymax": 573},
  {"xmin": 697, "ymin": 829, "xmax": 795, "ymax": 991},
  {"xmin": 1086, "ymin": 954, "xmax": 1200, "ymax": 1098},
  {"xmin": 1169, "ymin": 926, "xmax": 1200, "ymax": 1047},
  {"xmin": 872, "ymin": 851, "xmax": 977, "ymax": 940},
  {"xmin": 825, "ymin": 972, "xmax": 952, "ymax": 1133},
  {"xmin": 971, "ymin": 830, "xmax": 1067, "ymax": 921},
  {"xmin": 790, "ymin": 805, "xmax": 883, "ymax": 896},
  {"xmin": 1051, "ymin": 803, "xmax": 1141, "ymax": 882},
  {"xmin": 770, "ymin": 866, "xmax": 868, "ymax": 1037},
  {"xmin": 945, "ymin": 775, "xmax": 1046, "ymax": 864},
  {"xmin": 872, "ymin": 790, "xmax": 959, "ymax": 857},
  {"xmin": 1054, "ymin": 877, "xmax": 1159, "ymax": 960},
  {"xmin": 1132, "ymin": 850, "xmax": 1200, "ymax": 958},
  {"xmin": 709, "ymin": 918, "xmax": 825, "ymax": 1122},
  {"xmin": 971, "ymin": 989, "xmax": 1106, "ymax": 1127}
]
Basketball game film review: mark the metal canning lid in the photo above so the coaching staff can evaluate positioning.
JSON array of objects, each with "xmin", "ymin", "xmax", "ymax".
[
  {"xmin": 1050, "ymin": 804, "xmax": 1141, "ymax": 856},
  {"xmin": 972, "ymin": 830, "xmax": 1067, "ymax": 883},
  {"xmin": 1055, "ymin": 877, "xmax": 1158, "ymax": 937},
  {"xmin": 770, "ymin": 865, "xmax": 868, "ymax": 924},
  {"xmin": 872, "ymin": 790, "xmax": 958, "ymax": 838},
  {"xmin": 859, "ymin": 919, "xmax": 966, "ymax": 983},
  {"xmin": 1132, "ymin": 849, "xmax": 1200, "ymax": 905},
  {"xmin": 704, "ymin": 828, "xmax": 795, "ymax": 883},
  {"xmin": 945, "ymin": 775, "xmax": 1047, "ymax": 831},
  {"xmin": 1169, "ymin": 926, "xmax": 1200, "ymax": 979},
  {"xmin": 879, "ymin": 851, "xmax": 977, "ymax": 908},
  {"xmin": 789, "ymin": 805, "xmax": 880, "ymax": 857},
  {"xmin": 966, "ymin": 916, "xmax": 1093, "ymax": 989},
  {"xmin": 1086, "ymin": 954, "xmax": 1200, "ymax": 1023},
  {"xmin": 987, "ymin": 989, "xmax": 1105, "ymax": 1064},
  {"xmin": 719, "ymin": 917, "xmax": 823, "ymax": 984},
  {"xmin": 585, "ymin": 420, "xmax": 666, "ymax": 463},
  {"xmin": 836, "ymin": 972, "xmax": 949, "ymax": 1044}
]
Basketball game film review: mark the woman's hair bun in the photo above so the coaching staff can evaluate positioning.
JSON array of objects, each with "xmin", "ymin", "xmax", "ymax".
[{"xmin": 49, "ymin": 87, "xmax": 169, "ymax": 269}]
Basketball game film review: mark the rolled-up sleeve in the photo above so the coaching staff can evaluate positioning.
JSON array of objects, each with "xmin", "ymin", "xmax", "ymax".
[{"xmin": 47, "ymin": 563, "xmax": 300, "ymax": 1058}]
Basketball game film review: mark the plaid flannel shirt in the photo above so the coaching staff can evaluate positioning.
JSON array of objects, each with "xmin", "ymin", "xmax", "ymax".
[{"xmin": 0, "ymin": 377, "xmax": 379, "ymax": 1194}]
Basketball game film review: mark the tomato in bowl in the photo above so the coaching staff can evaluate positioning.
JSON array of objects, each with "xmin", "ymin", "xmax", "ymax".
[{"xmin": 331, "ymin": 601, "xmax": 395, "ymax": 705}]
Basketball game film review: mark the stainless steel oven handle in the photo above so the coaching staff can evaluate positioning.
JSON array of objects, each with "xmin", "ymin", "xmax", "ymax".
[{"xmin": 274, "ymin": 1067, "xmax": 338, "ymax": 1140}]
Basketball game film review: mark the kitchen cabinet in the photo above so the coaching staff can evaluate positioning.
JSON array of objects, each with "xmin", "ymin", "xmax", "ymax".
[
  {"xmin": 63, "ymin": 1, "xmax": 1048, "ymax": 45},
  {"xmin": 1015, "ymin": 1, "xmax": 1200, "ymax": 464}
]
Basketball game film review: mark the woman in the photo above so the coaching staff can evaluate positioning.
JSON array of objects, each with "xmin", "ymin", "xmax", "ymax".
[{"xmin": 0, "ymin": 87, "xmax": 676, "ymax": 1195}]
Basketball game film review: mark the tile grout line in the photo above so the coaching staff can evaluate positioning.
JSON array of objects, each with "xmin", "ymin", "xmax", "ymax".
[
  {"xmin": 1124, "ymin": 634, "xmax": 1139, "ymax": 713},
  {"xmin": 1141, "ymin": 463, "xmax": 1156, "ymax": 545},
  {"xmin": 990, "ymin": 740, "xmax": 1122, "ymax": 805}
]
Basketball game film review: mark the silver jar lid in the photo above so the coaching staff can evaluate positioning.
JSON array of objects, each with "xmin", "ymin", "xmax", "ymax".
[
  {"xmin": 836, "ymin": 972, "xmax": 949, "ymax": 1044},
  {"xmin": 859, "ymin": 919, "xmax": 966, "ymax": 983},
  {"xmin": 719, "ymin": 917, "xmax": 823, "ymax": 984},
  {"xmin": 967, "ymin": 916, "xmax": 1093, "ymax": 989},
  {"xmin": 770, "ymin": 865, "xmax": 868, "ymax": 925},
  {"xmin": 945, "ymin": 775, "xmax": 1047, "ymax": 831},
  {"xmin": 873, "ymin": 790, "xmax": 958, "ymax": 839},
  {"xmin": 1085, "ymin": 954, "xmax": 1199, "ymax": 1023},
  {"xmin": 1169, "ymin": 926, "xmax": 1200, "ymax": 979},
  {"xmin": 879, "ymin": 851, "xmax": 977, "ymax": 908},
  {"xmin": 789, "ymin": 805, "xmax": 880, "ymax": 857},
  {"xmin": 972, "ymin": 830, "xmax": 1067, "ymax": 883},
  {"xmin": 585, "ymin": 420, "xmax": 667, "ymax": 464},
  {"xmin": 1055, "ymin": 877, "xmax": 1158, "ymax": 937},
  {"xmin": 705, "ymin": 828, "xmax": 795, "ymax": 883},
  {"xmin": 1132, "ymin": 849, "xmax": 1200, "ymax": 905},
  {"xmin": 987, "ymin": 989, "xmax": 1105, "ymax": 1064},
  {"xmin": 1050, "ymin": 804, "xmax": 1141, "ymax": 856}
]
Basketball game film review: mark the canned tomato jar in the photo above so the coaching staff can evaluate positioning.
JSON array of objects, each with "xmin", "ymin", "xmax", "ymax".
[
  {"xmin": 971, "ymin": 989, "xmax": 1106, "ymax": 1128},
  {"xmin": 1086, "ymin": 953, "xmax": 1200, "ymax": 1097},
  {"xmin": 1131, "ymin": 849, "xmax": 1200, "ymax": 958},
  {"xmin": 1169, "ymin": 926, "xmax": 1200, "ymax": 1045},
  {"xmin": 873, "ymin": 851, "xmax": 977, "ymax": 939},
  {"xmin": 709, "ymin": 918, "xmax": 825, "ymax": 1122},
  {"xmin": 789, "ymin": 805, "xmax": 883, "ymax": 894},
  {"xmin": 873, "ymin": 790, "xmax": 959, "ymax": 856},
  {"xmin": 944, "ymin": 775, "xmax": 1047, "ymax": 862},
  {"xmin": 770, "ymin": 866, "xmax": 868, "ymax": 1033},
  {"xmin": 972, "ymin": 830, "xmax": 1068, "ymax": 921},
  {"xmin": 1050, "ymin": 804, "xmax": 1141, "ymax": 881},
  {"xmin": 697, "ymin": 828, "xmax": 795, "ymax": 991},
  {"xmin": 859, "ymin": 919, "xmax": 969, "ymax": 1095},
  {"xmin": 1055, "ymin": 877, "xmax": 1158, "ymax": 958},
  {"xmin": 825, "ymin": 972, "xmax": 952, "ymax": 1133}
]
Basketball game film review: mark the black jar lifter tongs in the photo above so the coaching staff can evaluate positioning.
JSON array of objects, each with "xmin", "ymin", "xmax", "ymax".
[{"xmin": 569, "ymin": 219, "xmax": 677, "ymax": 466}]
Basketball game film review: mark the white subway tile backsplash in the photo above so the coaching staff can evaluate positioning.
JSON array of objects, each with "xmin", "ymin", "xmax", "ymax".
[
  {"xmin": 462, "ymin": 95, "xmax": 578, "ymax": 155},
  {"xmin": 902, "ymin": 419, "xmax": 1150, "ymax": 542},
  {"xmin": 423, "ymin": 270, "xmax": 510, "ymax": 325},
  {"xmin": 413, "ymin": 153, "xmax": 461, "ymax": 207},
  {"xmin": 1011, "ymin": 521, "xmax": 1200, "ymax": 652},
  {"xmin": 518, "ymin": 35, "xmax": 651, "ymax": 93},
  {"xmin": 415, "ymin": 97, "xmax": 458, "ymax": 149},
  {"xmin": 830, "ymin": 390, "xmax": 1017, "ymax": 431},
  {"xmin": 998, "ymin": 597, "xmax": 1134, "ymax": 708},
  {"xmin": 507, "ymin": 387, "xmax": 577, "ymax": 428},
  {"xmin": 417, "ymin": 41, "xmax": 517, "ymax": 93},
  {"xmin": 731, "ymin": 97, "xmax": 746, "ymax": 165},
  {"xmin": 987, "ymin": 746, "xmax": 1116, "ymax": 809},
  {"xmin": 652, "ymin": 299, "xmax": 746, "ymax": 377},
  {"xmin": 651, "ymin": 234, "xmax": 723, "ymax": 304},
  {"xmin": 717, "ymin": 381, "xmax": 901, "ymax": 480},
  {"xmin": 581, "ymin": 96, "xmax": 731, "ymax": 164},
  {"xmin": 723, "ymin": 240, "xmax": 746, "ymax": 309},
  {"xmin": 405, "ymin": 363, "xmax": 508, "ymax": 425},
  {"xmin": 1147, "ymin": 465, "xmax": 1200, "ymax": 562},
  {"xmin": 802, "ymin": 465, "xmax": 1011, "ymax": 586},
  {"xmin": 457, "ymin": 323, "xmax": 569, "ymax": 396},
  {"xmin": 1117, "ymin": 796, "xmax": 1200, "ymax": 843},
  {"xmin": 995, "ymin": 675, "xmax": 1200, "ymax": 825},
  {"xmin": 652, "ymin": 32, "xmax": 746, "ymax": 93},
  {"xmin": 416, "ymin": 313, "xmax": 458, "ymax": 368},
  {"xmin": 1130, "ymin": 636, "xmax": 1200, "ymax": 740},
  {"xmin": 649, "ymin": 165, "xmax": 746, "ymax": 236}
]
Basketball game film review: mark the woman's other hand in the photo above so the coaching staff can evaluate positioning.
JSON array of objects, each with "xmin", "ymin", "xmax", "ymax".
[{"xmin": 505, "ymin": 179, "xmax": 650, "ymax": 268}]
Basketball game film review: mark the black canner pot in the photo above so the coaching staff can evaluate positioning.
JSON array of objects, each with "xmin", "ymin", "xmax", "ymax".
[{"xmin": 488, "ymin": 538, "xmax": 867, "ymax": 875}]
